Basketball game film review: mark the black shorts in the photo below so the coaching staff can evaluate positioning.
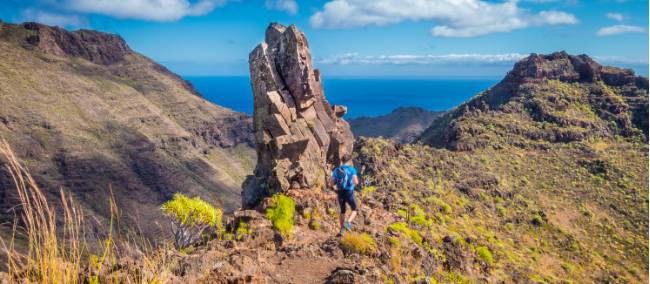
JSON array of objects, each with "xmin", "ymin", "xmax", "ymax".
[{"xmin": 336, "ymin": 190, "xmax": 358, "ymax": 213}]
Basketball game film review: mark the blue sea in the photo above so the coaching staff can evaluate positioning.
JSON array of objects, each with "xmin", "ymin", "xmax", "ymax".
[{"xmin": 185, "ymin": 76, "xmax": 499, "ymax": 118}]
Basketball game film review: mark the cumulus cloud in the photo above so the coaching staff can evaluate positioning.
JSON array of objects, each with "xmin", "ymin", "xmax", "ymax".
[
  {"xmin": 317, "ymin": 53, "xmax": 528, "ymax": 65},
  {"xmin": 61, "ymin": 0, "xmax": 226, "ymax": 21},
  {"xmin": 265, "ymin": 0, "xmax": 298, "ymax": 15},
  {"xmin": 605, "ymin": 13, "xmax": 624, "ymax": 22},
  {"xmin": 597, "ymin": 25, "xmax": 645, "ymax": 36},
  {"xmin": 21, "ymin": 9, "xmax": 85, "ymax": 27},
  {"xmin": 309, "ymin": 0, "xmax": 578, "ymax": 37}
]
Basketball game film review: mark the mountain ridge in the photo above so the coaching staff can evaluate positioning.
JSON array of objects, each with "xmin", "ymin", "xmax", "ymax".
[
  {"xmin": 419, "ymin": 51, "xmax": 648, "ymax": 150},
  {"xmin": 349, "ymin": 106, "xmax": 443, "ymax": 143}
]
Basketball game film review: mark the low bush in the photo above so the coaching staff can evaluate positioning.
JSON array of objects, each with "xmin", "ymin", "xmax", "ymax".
[
  {"xmin": 387, "ymin": 222, "xmax": 423, "ymax": 246},
  {"xmin": 266, "ymin": 194, "xmax": 295, "ymax": 238},
  {"xmin": 476, "ymin": 246, "xmax": 494, "ymax": 264},
  {"xmin": 161, "ymin": 193, "xmax": 222, "ymax": 249},
  {"xmin": 340, "ymin": 232, "xmax": 378, "ymax": 255}
]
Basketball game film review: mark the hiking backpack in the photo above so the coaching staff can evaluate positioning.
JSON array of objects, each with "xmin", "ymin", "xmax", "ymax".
[{"xmin": 334, "ymin": 166, "xmax": 353, "ymax": 191}]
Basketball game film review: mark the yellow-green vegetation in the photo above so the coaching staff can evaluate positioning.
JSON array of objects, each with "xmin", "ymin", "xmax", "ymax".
[
  {"xmin": 161, "ymin": 193, "xmax": 222, "ymax": 228},
  {"xmin": 309, "ymin": 220, "xmax": 321, "ymax": 230},
  {"xmin": 161, "ymin": 193, "xmax": 222, "ymax": 249},
  {"xmin": 265, "ymin": 194, "xmax": 296, "ymax": 238},
  {"xmin": 358, "ymin": 130, "xmax": 648, "ymax": 283},
  {"xmin": 236, "ymin": 220, "xmax": 253, "ymax": 241},
  {"xmin": 387, "ymin": 222, "xmax": 423, "ymax": 246},
  {"xmin": 398, "ymin": 204, "xmax": 433, "ymax": 227},
  {"xmin": 339, "ymin": 232, "xmax": 378, "ymax": 255},
  {"xmin": 476, "ymin": 246, "xmax": 494, "ymax": 265}
]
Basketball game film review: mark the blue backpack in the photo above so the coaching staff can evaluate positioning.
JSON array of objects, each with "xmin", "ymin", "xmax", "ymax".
[{"xmin": 334, "ymin": 166, "xmax": 354, "ymax": 191}]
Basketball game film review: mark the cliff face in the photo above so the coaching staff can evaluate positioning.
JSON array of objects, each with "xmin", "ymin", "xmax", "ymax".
[
  {"xmin": 419, "ymin": 51, "xmax": 649, "ymax": 150},
  {"xmin": 349, "ymin": 107, "xmax": 443, "ymax": 143},
  {"xmin": 242, "ymin": 23, "xmax": 353, "ymax": 208},
  {"xmin": 0, "ymin": 22, "xmax": 255, "ymax": 240}
]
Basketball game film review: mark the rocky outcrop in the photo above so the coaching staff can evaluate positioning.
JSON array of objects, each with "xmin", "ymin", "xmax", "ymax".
[
  {"xmin": 22, "ymin": 22, "xmax": 132, "ymax": 65},
  {"xmin": 242, "ymin": 23, "xmax": 354, "ymax": 208},
  {"xmin": 419, "ymin": 52, "xmax": 649, "ymax": 149}
]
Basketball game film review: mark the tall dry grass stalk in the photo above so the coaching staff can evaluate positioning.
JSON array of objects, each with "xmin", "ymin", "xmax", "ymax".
[
  {"xmin": 0, "ymin": 140, "xmax": 84, "ymax": 283},
  {"xmin": 0, "ymin": 140, "xmax": 178, "ymax": 283}
]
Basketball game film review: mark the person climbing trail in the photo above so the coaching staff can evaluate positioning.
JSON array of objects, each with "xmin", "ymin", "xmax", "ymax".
[{"xmin": 329, "ymin": 154, "xmax": 359, "ymax": 237}]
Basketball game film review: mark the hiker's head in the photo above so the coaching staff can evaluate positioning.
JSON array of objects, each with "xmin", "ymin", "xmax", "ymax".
[{"xmin": 340, "ymin": 153, "xmax": 352, "ymax": 165}]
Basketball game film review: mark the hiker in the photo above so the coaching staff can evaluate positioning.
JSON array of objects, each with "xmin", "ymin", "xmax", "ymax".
[{"xmin": 329, "ymin": 153, "xmax": 359, "ymax": 236}]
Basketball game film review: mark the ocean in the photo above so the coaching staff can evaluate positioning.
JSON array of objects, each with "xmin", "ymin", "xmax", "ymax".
[{"xmin": 185, "ymin": 76, "xmax": 499, "ymax": 118}]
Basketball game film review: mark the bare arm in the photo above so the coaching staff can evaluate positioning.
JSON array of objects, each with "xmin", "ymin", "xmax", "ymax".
[
  {"xmin": 353, "ymin": 175, "xmax": 359, "ymax": 185},
  {"xmin": 328, "ymin": 176, "xmax": 336, "ymax": 189}
]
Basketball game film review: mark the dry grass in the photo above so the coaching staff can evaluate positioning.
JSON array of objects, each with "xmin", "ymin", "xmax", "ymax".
[
  {"xmin": 0, "ymin": 139, "xmax": 84, "ymax": 283},
  {"xmin": 0, "ymin": 140, "xmax": 177, "ymax": 283}
]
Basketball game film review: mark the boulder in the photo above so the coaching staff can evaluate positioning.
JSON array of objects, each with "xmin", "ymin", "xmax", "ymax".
[
  {"xmin": 243, "ymin": 23, "xmax": 354, "ymax": 208},
  {"xmin": 326, "ymin": 268, "xmax": 356, "ymax": 284}
]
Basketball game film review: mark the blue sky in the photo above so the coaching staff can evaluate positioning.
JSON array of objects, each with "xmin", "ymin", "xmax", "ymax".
[{"xmin": 1, "ymin": 0, "xmax": 648, "ymax": 77}]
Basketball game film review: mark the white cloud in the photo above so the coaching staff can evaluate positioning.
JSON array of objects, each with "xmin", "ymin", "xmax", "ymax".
[
  {"xmin": 597, "ymin": 25, "xmax": 645, "ymax": 36},
  {"xmin": 317, "ymin": 52, "xmax": 528, "ymax": 65},
  {"xmin": 61, "ymin": 0, "xmax": 226, "ymax": 21},
  {"xmin": 21, "ymin": 9, "xmax": 85, "ymax": 27},
  {"xmin": 309, "ymin": 0, "xmax": 578, "ymax": 37},
  {"xmin": 606, "ymin": 12, "xmax": 624, "ymax": 22},
  {"xmin": 265, "ymin": 0, "xmax": 298, "ymax": 15},
  {"xmin": 593, "ymin": 55, "xmax": 648, "ymax": 65}
]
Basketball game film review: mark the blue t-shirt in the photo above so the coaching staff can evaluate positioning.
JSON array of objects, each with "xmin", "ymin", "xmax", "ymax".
[{"xmin": 332, "ymin": 164, "xmax": 357, "ymax": 191}]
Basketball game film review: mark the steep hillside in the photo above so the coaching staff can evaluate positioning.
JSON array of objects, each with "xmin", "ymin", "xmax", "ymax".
[
  {"xmin": 349, "ymin": 107, "xmax": 443, "ymax": 143},
  {"xmin": 0, "ymin": 22, "xmax": 255, "ymax": 240}
]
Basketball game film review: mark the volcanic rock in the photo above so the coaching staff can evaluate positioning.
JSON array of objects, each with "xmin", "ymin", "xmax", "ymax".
[
  {"xmin": 242, "ymin": 23, "xmax": 354, "ymax": 208},
  {"xmin": 22, "ymin": 22, "xmax": 131, "ymax": 65}
]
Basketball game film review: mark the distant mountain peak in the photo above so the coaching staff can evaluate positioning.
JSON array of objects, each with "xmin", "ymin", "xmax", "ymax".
[
  {"xmin": 418, "ymin": 52, "xmax": 649, "ymax": 150},
  {"xmin": 505, "ymin": 51, "xmax": 647, "ymax": 88}
]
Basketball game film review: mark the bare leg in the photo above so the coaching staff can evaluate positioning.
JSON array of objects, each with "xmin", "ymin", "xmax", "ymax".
[
  {"xmin": 339, "ymin": 212, "xmax": 345, "ymax": 230},
  {"xmin": 347, "ymin": 210, "xmax": 357, "ymax": 224}
]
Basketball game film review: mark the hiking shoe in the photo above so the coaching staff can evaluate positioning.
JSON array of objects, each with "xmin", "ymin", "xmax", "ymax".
[{"xmin": 344, "ymin": 222, "xmax": 352, "ymax": 232}]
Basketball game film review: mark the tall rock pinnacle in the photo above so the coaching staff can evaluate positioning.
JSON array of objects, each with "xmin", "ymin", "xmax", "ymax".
[{"xmin": 242, "ymin": 23, "xmax": 354, "ymax": 208}]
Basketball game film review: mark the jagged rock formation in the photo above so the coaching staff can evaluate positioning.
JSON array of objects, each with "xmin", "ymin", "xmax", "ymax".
[
  {"xmin": 20, "ymin": 22, "xmax": 131, "ymax": 65},
  {"xmin": 419, "ymin": 51, "xmax": 649, "ymax": 150},
  {"xmin": 242, "ymin": 23, "xmax": 354, "ymax": 208},
  {"xmin": 0, "ymin": 21, "xmax": 255, "ymax": 241},
  {"xmin": 349, "ymin": 107, "xmax": 443, "ymax": 143}
]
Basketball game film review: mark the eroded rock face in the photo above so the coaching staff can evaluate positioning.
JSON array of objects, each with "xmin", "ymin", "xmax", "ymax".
[
  {"xmin": 242, "ymin": 23, "xmax": 353, "ymax": 208},
  {"xmin": 22, "ymin": 22, "xmax": 132, "ymax": 65}
]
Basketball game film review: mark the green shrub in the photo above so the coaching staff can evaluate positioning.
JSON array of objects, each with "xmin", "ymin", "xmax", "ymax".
[
  {"xmin": 387, "ymin": 222, "xmax": 423, "ymax": 246},
  {"xmin": 409, "ymin": 204, "xmax": 433, "ymax": 227},
  {"xmin": 496, "ymin": 204, "xmax": 507, "ymax": 216},
  {"xmin": 531, "ymin": 214, "xmax": 545, "ymax": 226},
  {"xmin": 266, "ymin": 194, "xmax": 295, "ymax": 238},
  {"xmin": 476, "ymin": 246, "xmax": 494, "ymax": 264},
  {"xmin": 161, "ymin": 193, "xmax": 222, "ymax": 249},
  {"xmin": 309, "ymin": 220, "xmax": 321, "ymax": 230},
  {"xmin": 426, "ymin": 197, "xmax": 452, "ymax": 214},
  {"xmin": 236, "ymin": 220, "xmax": 252, "ymax": 241},
  {"xmin": 340, "ymin": 232, "xmax": 378, "ymax": 255}
]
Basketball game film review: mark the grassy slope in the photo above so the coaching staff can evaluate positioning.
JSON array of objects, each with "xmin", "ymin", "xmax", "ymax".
[
  {"xmin": 356, "ymin": 136, "xmax": 647, "ymax": 283},
  {"xmin": 349, "ymin": 75, "xmax": 648, "ymax": 282},
  {"xmin": 0, "ymin": 26, "xmax": 254, "ymax": 240}
]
